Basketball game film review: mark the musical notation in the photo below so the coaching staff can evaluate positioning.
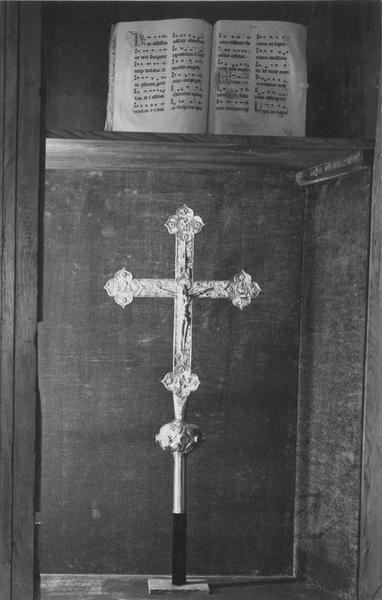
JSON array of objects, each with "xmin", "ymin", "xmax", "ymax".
[
  {"xmin": 132, "ymin": 33, "xmax": 168, "ymax": 113},
  {"xmin": 215, "ymin": 33, "xmax": 251, "ymax": 112},
  {"xmin": 170, "ymin": 31, "xmax": 206, "ymax": 112},
  {"xmin": 253, "ymin": 33, "xmax": 291, "ymax": 116},
  {"xmin": 214, "ymin": 30, "xmax": 292, "ymax": 117}
]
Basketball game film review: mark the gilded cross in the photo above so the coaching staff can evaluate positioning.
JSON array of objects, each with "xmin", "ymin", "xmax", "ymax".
[{"xmin": 104, "ymin": 204, "xmax": 261, "ymax": 590}]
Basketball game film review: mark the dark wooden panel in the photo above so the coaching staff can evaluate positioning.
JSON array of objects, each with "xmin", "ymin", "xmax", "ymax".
[
  {"xmin": 39, "ymin": 168, "xmax": 304, "ymax": 575},
  {"xmin": 42, "ymin": 1, "xmax": 114, "ymax": 132},
  {"xmin": 295, "ymin": 170, "xmax": 371, "ymax": 598},
  {"xmin": 12, "ymin": 4, "xmax": 42, "ymax": 600},
  {"xmin": 0, "ymin": 4, "xmax": 17, "ymax": 598},
  {"xmin": 359, "ymin": 45, "xmax": 382, "ymax": 600},
  {"xmin": 305, "ymin": 1, "xmax": 380, "ymax": 139},
  {"xmin": 42, "ymin": 1, "xmax": 380, "ymax": 139},
  {"xmin": 45, "ymin": 135, "xmax": 374, "ymax": 173},
  {"xmin": 0, "ymin": 3, "xmax": 42, "ymax": 600}
]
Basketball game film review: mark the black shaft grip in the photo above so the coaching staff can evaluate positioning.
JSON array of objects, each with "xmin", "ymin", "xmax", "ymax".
[{"xmin": 172, "ymin": 513, "xmax": 187, "ymax": 585}]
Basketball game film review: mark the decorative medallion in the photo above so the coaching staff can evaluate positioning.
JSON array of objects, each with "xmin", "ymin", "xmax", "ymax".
[
  {"xmin": 104, "ymin": 268, "xmax": 142, "ymax": 307},
  {"xmin": 229, "ymin": 270, "xmax": 262, "ymax": 310},
  {"xmin": 161, "ymin": 365, "xmax": 200, "ymax": 398},
  {"xmin": 165, "ymin": 204, "xmax": 204, "ymax": 242}
]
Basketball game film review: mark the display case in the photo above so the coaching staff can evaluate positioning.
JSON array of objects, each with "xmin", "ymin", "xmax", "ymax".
[{"xmin": 0, "ymin": 2, "xmax": 381, "ymax": 600}]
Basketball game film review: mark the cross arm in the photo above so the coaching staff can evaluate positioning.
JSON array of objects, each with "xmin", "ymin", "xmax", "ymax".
[
  {"xmin": 191, "ymin": 270, "xmax": 261, "ymax": 310},
  {"xmin": 104, "ymin": 268, "xmax": 176, "ymax": 307},
  {"xmin": 190, "ymin": 281, "xmax": 231, "ymax": 298},
  {"xmin": 137, "ymin": 279, "xmax": 177, "ymax": 297}
]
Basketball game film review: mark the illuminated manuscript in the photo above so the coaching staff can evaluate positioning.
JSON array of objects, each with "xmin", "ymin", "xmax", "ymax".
[{"xmin": 106, "ymin": 19, "xmax": 307, "ymax": 135}]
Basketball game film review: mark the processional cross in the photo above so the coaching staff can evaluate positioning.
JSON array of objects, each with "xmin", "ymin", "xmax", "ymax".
[{"xmin": 104, "ymin": 205, "xmax": 261, "ymax": 593}]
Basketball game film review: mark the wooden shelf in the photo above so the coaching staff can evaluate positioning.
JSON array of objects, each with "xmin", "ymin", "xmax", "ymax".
[
  {"xmin": 45, "ymin": 130, "xmax": 374, "ymax": 172},
  {"xmin": 40, "ymin": 574, "xmax": 344, "ymax": 600}
]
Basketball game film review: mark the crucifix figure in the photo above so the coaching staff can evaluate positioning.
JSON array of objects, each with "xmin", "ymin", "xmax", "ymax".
[{"xmin": 104, "ymin": 205, "xmax": 261, "ymax": 593}]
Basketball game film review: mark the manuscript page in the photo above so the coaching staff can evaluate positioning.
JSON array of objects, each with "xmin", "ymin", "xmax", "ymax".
[
  {"xmin": 208, "ymin": 20, "xmax": 308, "ymax": 136},
  {"xmin": 106, "ymin": 19, "xmax": 212, "ymax": 133}
]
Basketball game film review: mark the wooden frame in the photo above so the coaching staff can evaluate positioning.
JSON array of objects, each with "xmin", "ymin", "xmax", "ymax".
[
  {"xmin": 45, "ymin": 133, "xmax": 373, "ymax": 172},
  {"xmin": 0, "ymin": 3, "xmax": 42, "ymax": 600},
  {"xmin": 358, "ymin": 41, "xmax": 382, "ymax": 600},
  {"xmin": 0, "ymin": 2, "xmax": 381, "ymax": 599}
]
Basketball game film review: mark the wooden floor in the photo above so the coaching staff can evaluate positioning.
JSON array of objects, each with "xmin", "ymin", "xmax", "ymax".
[{"xmin": 40, "ymin": 574, "xmax": 344, "ymax": 600}]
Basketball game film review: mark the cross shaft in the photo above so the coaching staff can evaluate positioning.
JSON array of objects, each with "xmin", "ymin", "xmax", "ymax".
[{"xmin": 104, "ymin": 204, "xmax": 261, "ymax": 586}]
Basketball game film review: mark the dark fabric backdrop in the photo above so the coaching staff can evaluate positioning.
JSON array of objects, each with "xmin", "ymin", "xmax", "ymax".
[{"xmin": 39, "ymin": 168, "xmax": 303, "ymax": 574}]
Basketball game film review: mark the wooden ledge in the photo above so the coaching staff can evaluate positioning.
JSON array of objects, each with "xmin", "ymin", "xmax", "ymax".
[
  {"xmin": 40, "ymin": 574, "xmax": 345, "ymax": 599},
  {"xmin": 45, "ymin": 130, "xmax": 374, "ymax": 172}
]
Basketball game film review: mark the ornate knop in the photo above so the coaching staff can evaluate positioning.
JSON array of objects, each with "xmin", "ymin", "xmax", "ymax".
[
  {"xmin": 165, "ymin": 205, "xmax": 204, "ymax": 242},
  {"xmin": 161, "ymin": 364, "xmax": 200, "ymax": 398},
  {"xmin": 155, "ymin": 421, "xmax": 203, "ymax": 455},
  {"xmin": 229, "ymin": 270, "xmax": 261, "ymax": 310},
  {"xmin": 104, "ymin": 268, "xmax": 141, "ymax": 307}
]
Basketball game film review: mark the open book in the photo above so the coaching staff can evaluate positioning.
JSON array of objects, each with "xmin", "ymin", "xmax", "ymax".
[{"xmin": 106, "ymin": 19, "xmax": 308, "ymax": 136}]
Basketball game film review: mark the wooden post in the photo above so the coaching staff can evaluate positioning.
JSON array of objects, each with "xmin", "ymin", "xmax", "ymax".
[
  {"xmin": 0, "ymin": 2, "xmax": 42, "ymax": 599},
  {"xmin": 358, "ymin": 12, "xmax": 382, "ymax": 600}
]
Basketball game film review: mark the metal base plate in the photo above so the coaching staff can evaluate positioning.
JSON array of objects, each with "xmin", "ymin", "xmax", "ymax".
[{"xmin": 148, "ymin": 578, "xmax": 210, "ymax": 594}]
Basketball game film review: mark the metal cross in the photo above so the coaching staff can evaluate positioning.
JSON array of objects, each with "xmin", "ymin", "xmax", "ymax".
[{"xmin": 104, "ymin": 204, "xmax": 261, "ymax": 587}]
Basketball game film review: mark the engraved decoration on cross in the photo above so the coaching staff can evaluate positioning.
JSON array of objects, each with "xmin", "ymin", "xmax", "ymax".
[{"xmin": 104, "ymin": 204, "xmax": 261, "ymax": 447}]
